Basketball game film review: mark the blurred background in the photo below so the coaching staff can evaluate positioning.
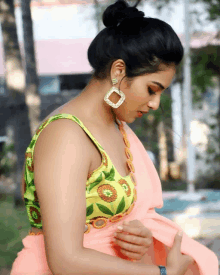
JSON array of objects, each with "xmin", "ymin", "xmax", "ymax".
[{"xmin": 0, "ymin": 0, "xmax": 220, "ymax": 273}]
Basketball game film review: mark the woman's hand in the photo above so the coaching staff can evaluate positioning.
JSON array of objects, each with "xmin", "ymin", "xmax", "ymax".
[
  {"xmin": 112, "ymin": 219, "xmax": 153, "ymax": 261},
  {"xmin": 166, "ymin": 230, "xmax": 195, "ymax": 275}
]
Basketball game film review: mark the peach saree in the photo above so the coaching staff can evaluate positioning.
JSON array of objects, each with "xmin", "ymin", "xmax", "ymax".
[{"xmin": 11, "ymin": 121, "xmax": 218, "ymax": 275}]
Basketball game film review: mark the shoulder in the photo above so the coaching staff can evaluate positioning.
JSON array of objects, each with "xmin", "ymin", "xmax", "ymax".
[
  {"xmin": 35, "ymin": 117, "xmax": 90, "ymax": 144},
  {"xmin": 33, "ymin": 117, "xmax": 93, "ymax": 167}
]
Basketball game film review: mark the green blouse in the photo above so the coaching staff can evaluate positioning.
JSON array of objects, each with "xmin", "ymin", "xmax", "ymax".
[{"xmin": 23, "ymin": 113, "xmax": 137, "ymax": 232}]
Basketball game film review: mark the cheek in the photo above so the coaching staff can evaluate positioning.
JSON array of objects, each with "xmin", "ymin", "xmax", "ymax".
[
  {"xmin": 123, "ymin": 87, "xmax": 148, "ymax": 109},
  {"xmin": 129, "ymin": 86, "xmax": 147, "ymax": 100},
  {"xmin": 128, "ymin": 93, "xmax": 147, "ymax": 106}
]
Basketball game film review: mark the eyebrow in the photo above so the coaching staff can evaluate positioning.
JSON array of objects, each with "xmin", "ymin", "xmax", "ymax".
[{"xmin": 151, "ymin": 81, "xmax": 166, "ymax": 90}]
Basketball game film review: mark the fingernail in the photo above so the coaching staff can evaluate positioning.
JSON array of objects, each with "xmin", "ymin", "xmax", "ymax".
[
  {"xmin": 117, "ymin": 225, "xmax": 123, "ymax": 230},
  {"xmin": 178, "ymin": 230, "xmax": 183, "ymax": 236}
]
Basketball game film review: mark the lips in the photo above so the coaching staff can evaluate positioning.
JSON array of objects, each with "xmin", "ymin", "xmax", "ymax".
[{"xmin": 138, "ymin": 111, "xmax": 148, "ymax": 114}]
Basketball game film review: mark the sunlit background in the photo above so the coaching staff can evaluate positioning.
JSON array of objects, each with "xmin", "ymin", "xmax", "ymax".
[{"xmin": 0, "ymin": 0, "xmax": 220, "ymax": 273}]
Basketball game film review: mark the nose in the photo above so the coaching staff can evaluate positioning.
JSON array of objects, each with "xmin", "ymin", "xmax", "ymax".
[{"xmin": 148, "ymin": 96, "xmax": 161, "ymax": 111}]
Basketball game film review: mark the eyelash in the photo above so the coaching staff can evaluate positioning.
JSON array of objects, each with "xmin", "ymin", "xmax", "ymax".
[{"xmin": 148, "ymin": 87, "xmax": 156, "ymax": 95}]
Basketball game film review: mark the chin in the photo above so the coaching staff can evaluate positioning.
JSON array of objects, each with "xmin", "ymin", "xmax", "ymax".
[
  {"xmin": 122, "ymin": 117, "xmax": 134, "ymax": 124},
  {"xmin": 116, "ymin": 113, "xmax": 132, "ymax": 124}
]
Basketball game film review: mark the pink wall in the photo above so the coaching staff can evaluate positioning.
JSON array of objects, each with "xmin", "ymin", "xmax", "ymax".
[{"xmin": 0, "ymin": 38, "xmax": 93, "ymax": 76}]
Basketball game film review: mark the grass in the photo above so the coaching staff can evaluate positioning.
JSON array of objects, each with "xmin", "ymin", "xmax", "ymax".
[{"xmin": 0, "ymin": 193, "xmax": 30, "ymax": 269}]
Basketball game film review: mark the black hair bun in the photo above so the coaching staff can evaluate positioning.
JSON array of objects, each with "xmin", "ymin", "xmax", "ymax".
[{"xmin": 102, "ymin": 0, "xmax": 144, "ymax": 28}]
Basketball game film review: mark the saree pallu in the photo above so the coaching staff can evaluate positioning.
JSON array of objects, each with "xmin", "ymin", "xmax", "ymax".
[{"xmin": 11, "ymin": 121, "xmax": 218, "ymax": 275}]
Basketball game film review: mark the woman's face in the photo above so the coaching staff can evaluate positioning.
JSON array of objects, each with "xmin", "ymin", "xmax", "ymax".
[{"xmin": 113, "ymin": 65, "xmax": 176, "ymax": 123}]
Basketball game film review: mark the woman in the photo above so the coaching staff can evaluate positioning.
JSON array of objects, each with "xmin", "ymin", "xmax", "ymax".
[{"xmin": 11, "ymin": 0, "xmax": 218, "ymax": 274}]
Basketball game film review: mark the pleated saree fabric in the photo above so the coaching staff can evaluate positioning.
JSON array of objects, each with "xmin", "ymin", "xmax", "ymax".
[{"xmin": 11, "ymin": 120, "xmax": 218, "ymax": 275}]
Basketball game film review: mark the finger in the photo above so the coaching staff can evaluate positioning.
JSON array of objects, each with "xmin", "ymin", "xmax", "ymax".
[
  {"xmin": 120, "ymin": 248, "xmax": 142, "ymax": 260},
  {"xmin": 124, "ymin": 219, "xmax": 142, "ymax": 226},
  {"xmin": 172, "ymin": 230, "xmax": 183, "ymax": 252},
  {"xmin": 117, "ymin": 224, "xmax": 153, "ymax": 239},
  {"xmin": 115, "ymin": 232, "xmax": 152, "ymax": 247},
  {"xmin": 184, "ymin": 254, "xmax": 195, "ymax": 265},
  {"xmin": 113, "ymin": 237, "xmax": 148, "ymax": 254}
]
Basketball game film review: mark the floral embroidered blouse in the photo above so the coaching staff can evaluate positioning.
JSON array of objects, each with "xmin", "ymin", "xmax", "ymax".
[{"xmin": 23, "ymin": 113, "xmax": 137, "ymax": 233}]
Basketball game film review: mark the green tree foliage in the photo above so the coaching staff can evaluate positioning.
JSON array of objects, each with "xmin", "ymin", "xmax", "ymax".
[{"xmin": 191, "ymin": 47, "xmax": 219, "ymax": 104}]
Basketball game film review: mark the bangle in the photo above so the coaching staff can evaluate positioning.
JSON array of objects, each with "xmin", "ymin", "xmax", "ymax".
[{"xmin": 158, "ymin": 265, "xmax": 167, "ymax": 275}]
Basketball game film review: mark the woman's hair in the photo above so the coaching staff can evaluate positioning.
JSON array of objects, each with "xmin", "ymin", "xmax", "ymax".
[{"xmin": 87, "ymin": 0, "xmax": 184, "ymax": 82}]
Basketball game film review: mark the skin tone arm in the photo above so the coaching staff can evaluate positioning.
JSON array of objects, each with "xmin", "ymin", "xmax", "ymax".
[
  {"xmin": 32, "ymin": 120, "xmax": 173, "ymax": 275},
  {"xmin": 57, "ymin": 247, "xmax": 168, "ymax": 275}
]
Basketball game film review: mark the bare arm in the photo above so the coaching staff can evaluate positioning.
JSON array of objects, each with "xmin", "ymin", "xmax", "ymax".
[
  {"xmin": 33, "ymin": 119, "xmax": 172, "ymax": 275},
  {"xmin": 59, "ymin": 247, "xmax": 163, "ymax": 275}
]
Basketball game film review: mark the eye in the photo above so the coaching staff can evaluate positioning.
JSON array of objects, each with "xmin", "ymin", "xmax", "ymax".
[{"xmin": 148, "ymin": 87, "xmax": 156, "ymax": 95}]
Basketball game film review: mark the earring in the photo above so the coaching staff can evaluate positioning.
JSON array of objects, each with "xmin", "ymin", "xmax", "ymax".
[
  {"xmin": 112, "ymin": 78, "xmax": 118, "ymax": 85},
  {"xmin": 104, "ymin": 78, "xmax": 126, "ymax": 109}
]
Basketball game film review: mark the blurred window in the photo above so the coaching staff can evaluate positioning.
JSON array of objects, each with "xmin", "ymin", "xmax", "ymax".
[
  {"xmin": 60, "ymin": 74, "xmax": 91, "ymax": 91},
  {"xmin": 204, "ymin": 87, "xmax": 218, "ymax": 108},
  {"xmin": 0, "ymin": 77, "xmax": 5, "ymax": 95},
  {"xmin": 39, "ymin": 76, "xmax": 60, "ymax": 95},
  {"xmin": 146, "ymin": 150, "xmax": 156, "ymax": 165}
]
